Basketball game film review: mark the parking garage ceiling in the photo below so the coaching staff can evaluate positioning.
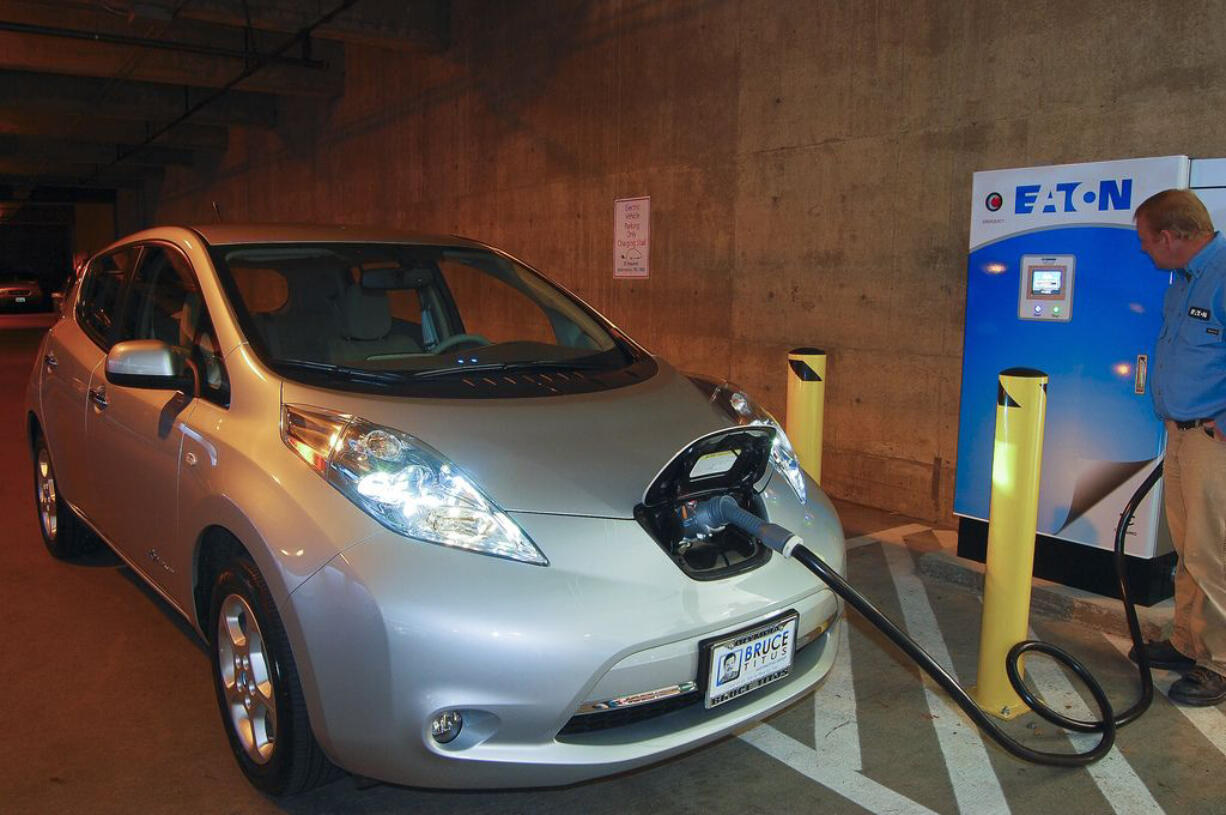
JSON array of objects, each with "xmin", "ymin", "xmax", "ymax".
[{"xmin": 0, "ymin": 0, "xmax": 448, "ymax": 200}]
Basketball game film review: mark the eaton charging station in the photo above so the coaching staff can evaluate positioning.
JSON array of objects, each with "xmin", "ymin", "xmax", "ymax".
[{"xmin": 954, "ymin": 156, "xmax": 1191, "ymax": 604}]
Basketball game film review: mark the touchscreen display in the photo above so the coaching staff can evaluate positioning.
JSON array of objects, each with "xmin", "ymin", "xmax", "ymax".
[{"xmin": 1030, "ymin": 267, "xmax": 1063, "ymax": 296}]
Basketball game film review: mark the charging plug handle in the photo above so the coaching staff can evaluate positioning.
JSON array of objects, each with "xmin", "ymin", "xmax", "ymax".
[{"xmin": 694, "ymin": 495, "xmax": 803, "ymax": 557}]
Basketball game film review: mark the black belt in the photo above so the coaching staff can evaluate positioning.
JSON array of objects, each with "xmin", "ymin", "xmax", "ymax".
[{"xmin": 1174, "ymin": 417, "xmax": 1211, "ymax": 430}]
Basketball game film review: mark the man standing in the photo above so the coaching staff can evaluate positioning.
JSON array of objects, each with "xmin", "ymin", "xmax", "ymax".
[{"xmin": 1132, "ymin": 189, "xmax": 1226, "ymax": 705}]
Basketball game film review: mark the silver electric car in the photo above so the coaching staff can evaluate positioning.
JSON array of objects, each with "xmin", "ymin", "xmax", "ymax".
[{"xmin": 25, "ymin": 225, "xmax": 845, "ymax": 795}]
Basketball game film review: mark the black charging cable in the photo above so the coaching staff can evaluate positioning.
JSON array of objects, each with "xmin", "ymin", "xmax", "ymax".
[{"xmin": 696, "ymin": 465, "xmax": 1161, "ymax": 766}]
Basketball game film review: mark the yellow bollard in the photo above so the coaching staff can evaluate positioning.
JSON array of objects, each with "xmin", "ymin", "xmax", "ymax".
[
  {"xmin": 785, "ymin": 347, "xmax": 826, "ymax": 484},
  {"xmin": 972, "ymin": 367, "xmax": 1048, "ymax": 719}
]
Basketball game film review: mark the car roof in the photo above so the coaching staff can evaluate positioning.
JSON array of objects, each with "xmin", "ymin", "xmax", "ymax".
[
  {"xmin": 101, "ymin": 224, "xmax": 492, "ymax": 252},
  {"xmin": 190, "ymin": 223, "xmax": 486, "ymax": 247}
]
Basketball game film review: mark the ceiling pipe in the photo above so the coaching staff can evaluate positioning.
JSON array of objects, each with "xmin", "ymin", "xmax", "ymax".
[
  {"xmin": 102, "ymin": 0, "xmax": 360, "ymax": 172},
  {"xmin": 0, "ymin": 19, "xmax": 327, "ymax": 69}
]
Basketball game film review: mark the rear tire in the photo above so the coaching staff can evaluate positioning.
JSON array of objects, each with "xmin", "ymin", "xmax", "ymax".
[
  {"xmin": 208, "ymin": 554, "xmax": 337, "ymax": 795},
  {"xmin": 32, "ymin": 433, "xmax": 97, "ymax": 559}
]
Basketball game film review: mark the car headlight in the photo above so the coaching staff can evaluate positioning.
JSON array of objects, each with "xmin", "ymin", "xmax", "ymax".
[
  {"xmin": 687, "ymin": 375, "xmax": 807, "ymax": 504},
  {"xmin": 281, "ymin": 404, "xmax": 548, "ymax": 566}
]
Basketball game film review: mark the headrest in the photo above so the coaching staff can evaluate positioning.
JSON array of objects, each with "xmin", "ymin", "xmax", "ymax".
[
  {"xmin": 230, "ymin": 266, "xmax": 289, "ymax": 314},
  {"xmin": 340, "ymin": 285, "xmax": 391, "ymax": 340},
  {"xmin": 178, "ymin": 291, "xmax": 202, "ymax": 346}
]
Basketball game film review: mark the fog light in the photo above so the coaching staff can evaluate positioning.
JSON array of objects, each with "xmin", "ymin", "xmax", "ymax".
[{"xmin": 431, "ymin": 710, "xmax": 463, "ymax": 744}]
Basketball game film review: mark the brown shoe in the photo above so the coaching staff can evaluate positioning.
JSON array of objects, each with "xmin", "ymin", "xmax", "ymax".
[
  {"xmin": 1128, "ymin": 639, "xmax": 1196, "ymax": 672},
  {"xmin": 1169, "ymin": 667, "xmax": 1226, "ymax": 706}
]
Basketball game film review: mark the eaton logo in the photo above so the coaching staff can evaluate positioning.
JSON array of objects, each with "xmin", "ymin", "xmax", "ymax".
[{"xmin": 1013, "ymin": 179, "xmax": 1133, "ymax": 215}]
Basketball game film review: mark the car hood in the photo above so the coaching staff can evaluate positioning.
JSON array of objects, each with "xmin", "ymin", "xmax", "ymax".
[{"xmin": 280, "ymin": 362, "xmax": 736, "ymax": 519}]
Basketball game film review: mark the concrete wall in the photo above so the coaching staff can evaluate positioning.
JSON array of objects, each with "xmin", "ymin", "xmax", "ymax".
[
  {"xmin": 152, "ymin": 0, "xmax": 1226, "ymax": 523},
  {"xmin": 72, "ymin": 202, "xmax": 115, "ymax": 259}
]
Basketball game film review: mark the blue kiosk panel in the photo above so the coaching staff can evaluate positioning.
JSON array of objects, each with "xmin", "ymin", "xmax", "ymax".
[
  {"xmin": 955, "ymin": 225, "xmax": 1168, "ymax": 547},
  {"xmin": 954, "ymin": 157, "xmax": 1189, "ymax": 602}
]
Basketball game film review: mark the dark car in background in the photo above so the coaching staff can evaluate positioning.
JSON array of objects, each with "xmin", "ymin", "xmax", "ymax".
[{"xmin": 0, "ymin": 273, "xmax": 46, "ymax": 311}]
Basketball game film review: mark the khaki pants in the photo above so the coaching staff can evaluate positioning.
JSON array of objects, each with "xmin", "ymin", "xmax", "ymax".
[{"xmin": 1165, "ymin": 421, "xmax": 1226, "ymax": 674}]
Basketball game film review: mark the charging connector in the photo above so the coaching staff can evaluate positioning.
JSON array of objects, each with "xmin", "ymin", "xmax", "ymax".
[{"xmin": 691, "ymin": 494, "xmax": 802, "ymax": 558}]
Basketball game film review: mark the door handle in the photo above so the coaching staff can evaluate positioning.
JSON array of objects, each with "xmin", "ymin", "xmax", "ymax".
[
  {"xmin": 43, "ymin": 352, "xmax": 57, "ymax": 370},
  {"xmin": 89, "ymin": 385, "xmax": 109, "ymax": 410}
]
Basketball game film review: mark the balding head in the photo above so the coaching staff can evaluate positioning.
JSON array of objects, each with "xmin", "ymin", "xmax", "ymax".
[
  {"xmin": 1134, "ymin": 189, "xmax": 1214, "ymax": 239},
  {"xmin": 1135, "ymin": 189, "xmax": 1215, "ymax": 270}
]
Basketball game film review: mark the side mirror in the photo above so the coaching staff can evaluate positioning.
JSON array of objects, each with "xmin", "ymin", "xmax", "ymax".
[{"xmin": 105, "ymin": 339, "xmax": 195, "ymax": 393}]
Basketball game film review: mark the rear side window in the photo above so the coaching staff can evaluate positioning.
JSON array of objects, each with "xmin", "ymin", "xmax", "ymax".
[{"xmin": 77, "ymin": 248, "xmax": 139, "ymax": 346}]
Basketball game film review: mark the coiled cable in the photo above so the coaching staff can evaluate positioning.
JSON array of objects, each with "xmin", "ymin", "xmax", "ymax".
[{"xmin": 699, "ymin": 463, "xmax": 1162, "ymax": 766}]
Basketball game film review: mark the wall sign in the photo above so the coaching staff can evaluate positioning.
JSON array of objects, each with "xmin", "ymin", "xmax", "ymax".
[{"xmin": 614, "ymin": 196, "xmax": 650, "ymax": 278}]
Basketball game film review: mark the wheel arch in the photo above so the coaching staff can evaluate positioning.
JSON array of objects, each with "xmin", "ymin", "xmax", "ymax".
[
  {"xmin": 191, "ymin": 519, "xmax": 343, "ymax": 779},
  {"xmin": 27, "ymin": 410, "xmax": 42, "ymax": 453}
]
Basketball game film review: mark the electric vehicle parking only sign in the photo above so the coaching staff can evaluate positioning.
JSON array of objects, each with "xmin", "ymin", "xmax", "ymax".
[{"xmin": 615, "ymin": 196, "xmax": 650, "ymax": 278}]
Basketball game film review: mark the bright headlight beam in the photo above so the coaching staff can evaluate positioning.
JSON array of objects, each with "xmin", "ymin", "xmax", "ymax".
[{"xmin": 282, "ymin": 405, "xmax": 548, "ymax": 566}]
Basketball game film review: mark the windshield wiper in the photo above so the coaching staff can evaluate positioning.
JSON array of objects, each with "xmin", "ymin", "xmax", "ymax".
[
  {"xmin": 272, "ymin": 359, "xmax": 405, "ymax": 384},
  {"xmin": 410, "ymin": 358, "xmax": 607, "ymax": 380}
]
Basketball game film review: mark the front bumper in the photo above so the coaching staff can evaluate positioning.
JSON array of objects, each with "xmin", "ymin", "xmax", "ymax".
[{"xmin": 285, "ymin": 491, "xmax": 843, "ymax": 789}]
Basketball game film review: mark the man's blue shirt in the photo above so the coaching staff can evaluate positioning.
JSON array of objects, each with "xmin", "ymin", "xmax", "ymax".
[{"xmin": 1151, "ymin": 231, "xmax": 1226, "ymax": 426}]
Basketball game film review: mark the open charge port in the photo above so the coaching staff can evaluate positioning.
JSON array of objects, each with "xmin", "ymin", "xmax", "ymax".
[
  {"xmin": 635, "ymin": 427, "xmax": 779, "ymax": 582},
  {"xmin": 635, "ymin": 492, "xmax": 772, "ymax": 580}
]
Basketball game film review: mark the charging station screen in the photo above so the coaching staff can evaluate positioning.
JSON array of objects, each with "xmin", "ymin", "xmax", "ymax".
[{"xmin": 1029, "ymin": 267, "xmax": 1064, "ymax": 298}]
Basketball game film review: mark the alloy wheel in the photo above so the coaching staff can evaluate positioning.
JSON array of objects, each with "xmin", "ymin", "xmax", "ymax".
[
  {"xmin": 35, "ymin": 446, "xmax": 57, "ymax": 542},
  {"xmin": 217, "ymin": 593, "xmax": 278, "ymax": 764}
]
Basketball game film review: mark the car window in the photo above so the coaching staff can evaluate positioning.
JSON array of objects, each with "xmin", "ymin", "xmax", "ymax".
[
  {"xmin": 208, "ymin": 242, "xmax": 653, "ymax": 398},
  {"xmin": 121, "ymin": 244, "xmax": 230, "ymax": 407},
  {"xmin": 77, "ymin": 248, "xmax": 139, "ymax": 346},
  {"xmin": 437, "ymin": 258, "xmax": 556, "ymax": 345}
]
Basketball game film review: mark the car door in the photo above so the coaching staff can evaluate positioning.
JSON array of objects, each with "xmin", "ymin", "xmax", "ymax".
[
  {"xmin": 39, "ymin": 248, "xmax": 138, "ymax": 522},
  {"xmin": 85, "ymin": 242, "xmax": 229, "ymax": 608}
]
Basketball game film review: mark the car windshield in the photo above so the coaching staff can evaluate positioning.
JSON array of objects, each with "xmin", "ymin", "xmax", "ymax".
[{"xmin": 209, "ymin": 242, "xmax": 651, "ymax": 394}]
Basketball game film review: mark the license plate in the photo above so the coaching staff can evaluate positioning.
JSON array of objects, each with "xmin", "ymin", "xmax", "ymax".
[
  {"xmin": 704, "ymin": 612, "xmax": 798, "ymax": 708},
  {"xmin": 15, "ymin": 296, "xmax": 25, "ymax": 303}
]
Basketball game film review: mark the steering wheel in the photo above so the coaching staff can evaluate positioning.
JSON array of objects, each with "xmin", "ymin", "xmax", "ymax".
[{"xmin": 433, "ymin": 333, "xmax": 490, "ymax": 353}]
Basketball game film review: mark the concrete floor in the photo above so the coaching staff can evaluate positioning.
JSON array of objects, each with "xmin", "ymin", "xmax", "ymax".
[{"xmin": 3, "ymin": 313, "xmax": 1225, "ymax": 814}]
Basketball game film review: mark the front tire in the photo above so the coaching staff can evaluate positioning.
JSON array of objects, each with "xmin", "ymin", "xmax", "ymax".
[
  {"xmin": 208, "ymin": 555, "xmax": 336, "ymax": 795},
  {"xmin": 32, "ymin": 433, "xmax": 97, "ymax": 559}
]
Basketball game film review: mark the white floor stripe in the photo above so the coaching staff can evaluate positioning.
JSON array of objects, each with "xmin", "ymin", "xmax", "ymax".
[
  {"xmin": 1104, "ymin": 633, "xmax": 1226, "ymax": 760},
  {"xmin": 740, "ymin": 725, "xmax": 938, "ymax": 815},
  {"xmin": 811, "ymin": 619, "xmax": 861, "ymax": 769},
  {"xmin": 1023, "ymin": 632, "xmax": 1164, "ymax": 814},
  {"xmin": 881, "ymin": 543, "xmax": 1011, "ymax": 815},
  {"xmin": 846, "ymin": 524, "xmax": 931, "ymax": 551}
]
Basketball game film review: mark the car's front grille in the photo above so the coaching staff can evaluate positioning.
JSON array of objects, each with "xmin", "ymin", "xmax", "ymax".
[
  {"xmin": 557, "ymin": 689, "xmax": 702, "ymax": 736},
  {"xmin": 1, "ymin": 288, "xmax": 33, "ymax": 296}
]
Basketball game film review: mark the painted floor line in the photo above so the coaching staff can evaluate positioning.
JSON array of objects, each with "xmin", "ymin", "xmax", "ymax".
[
  {"xmin": 811, "ymin": 618, "xmax": 861, "ymax": 769},
  {"xmin": 740, "ymin": 725, "xmax": 938, "ymax": 815},
  {"xmin": 740, "ymin": 618, "xmax": 929, "ymax": 811},
  {"xmin": 1024, "ymin": 630, "xmax": 1164, "ymax": 815},
  {"xmin": 881, "ymin": 543, "xmax": 1011, "ymax": 815},
  {"xmin": 846, "ymin": 524, "xmax": 931, "ymax": 551},
  {"xmin": 1104, "ymin": 633, "xmax": 1226, "ymax": 761}
]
